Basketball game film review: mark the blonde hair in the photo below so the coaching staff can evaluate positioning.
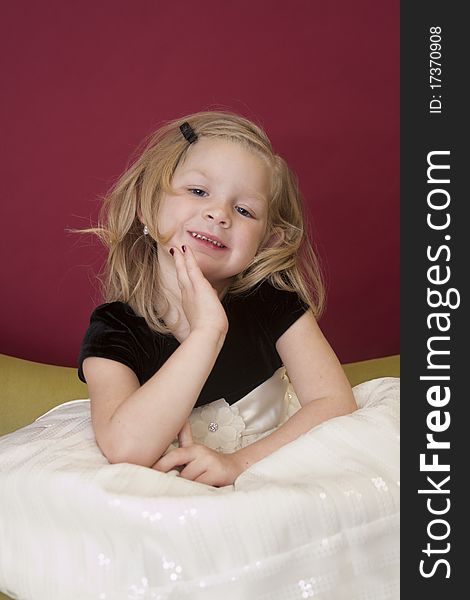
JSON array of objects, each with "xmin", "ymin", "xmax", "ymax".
[{"xmin": 77, "ymin": 110, "xmax": 325, "ymax": 334}]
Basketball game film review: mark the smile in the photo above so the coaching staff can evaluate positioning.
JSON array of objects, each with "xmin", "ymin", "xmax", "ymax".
[{"xmin": 189, "ymin": 231, "xmax": 227, "ymax": 249}]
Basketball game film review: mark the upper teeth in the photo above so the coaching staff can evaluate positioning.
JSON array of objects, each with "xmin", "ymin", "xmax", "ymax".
[{"xmin": 191, "ymin": 232, "xmax": 225, "ymax": 248}]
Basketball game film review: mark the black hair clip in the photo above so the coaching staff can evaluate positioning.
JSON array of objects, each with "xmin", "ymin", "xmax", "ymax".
[{"xmin": 179, "ymin": 121, "xmax": 198, "ymax": 144}]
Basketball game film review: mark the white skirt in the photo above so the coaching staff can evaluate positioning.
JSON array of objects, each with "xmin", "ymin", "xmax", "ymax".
[{"xmin": 0, "ymin": 372, "xmax": 400, "ymax": 600}]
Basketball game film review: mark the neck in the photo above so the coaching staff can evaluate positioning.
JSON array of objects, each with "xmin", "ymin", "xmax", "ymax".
[{"xmin": 154, "ymin": 260, "xmax": 183, "ymax": 329}]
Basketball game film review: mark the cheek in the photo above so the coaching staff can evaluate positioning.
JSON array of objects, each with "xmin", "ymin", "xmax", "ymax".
[
  {"xmin": 238, "ymin": 227, "xmax": 266, "ymax": 260},
  {"xmin": 157, "ymin": 196, "xmax": 184, "ymax": 227},
  {"xmin": 252, "ymin": 222, "xmax": 269, "ymax": 249},
  {"xmin": 155, "ymin": 197, "xmax": 168, "ymax": 224},
  {"xmin": 154, "ymin": 199, "xmax": 181, "ymax": 244}
]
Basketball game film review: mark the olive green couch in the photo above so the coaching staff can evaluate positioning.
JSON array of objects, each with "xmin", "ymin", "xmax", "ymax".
[{"xmin": 0, "ymin": 352, "xmax": 399, "ymax": 600}]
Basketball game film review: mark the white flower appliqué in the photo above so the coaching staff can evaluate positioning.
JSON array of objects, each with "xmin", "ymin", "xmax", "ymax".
[{"xmin": 189, "ymin": 399, "xmax": 246, "ymax": 453}]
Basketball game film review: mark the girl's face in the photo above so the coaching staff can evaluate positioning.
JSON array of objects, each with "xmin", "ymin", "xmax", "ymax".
[{"xmin": 157, "ymin": 138, "xmax": 271, "ymax": 292}]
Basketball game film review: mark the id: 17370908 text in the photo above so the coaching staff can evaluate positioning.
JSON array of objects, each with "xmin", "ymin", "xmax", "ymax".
[{"xmin": 429, "ymin": 26, "xmax": 443, "ymax": 115}]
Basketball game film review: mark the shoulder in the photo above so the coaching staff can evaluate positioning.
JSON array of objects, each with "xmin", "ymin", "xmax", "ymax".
[
  {"xmin": 228, "ymin": 280, "xmax": 310, "ymax": 343},
  {"xmin": 88, "ymin": 301, "xmax": 143, "ymax": 324},
  {"xmin": 257, "ymin": 280, "xmax": 308, "ymax": 306},
  {"xmin": 82, "ymin": 300, "xmax": 157, "ymax": 349},
  {"xmin": 85, "ymin": 301, "xmax": 153, "ymax": 336},
  {"xmin": 78, "ymin": 302, "xmax": 156, "ymax": 385},
  {"xmin": 230, "ymin": 279, "xmax": 307, "ymax": 306},
  {"xmin": 248, "ymin": 280, "xmax": 309, "ymax": 318}
]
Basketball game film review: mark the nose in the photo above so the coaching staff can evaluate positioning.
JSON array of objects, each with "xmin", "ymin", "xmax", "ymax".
[{"xmin": 203, "ymin": 201, "xmax": 231, "ymax": 227}]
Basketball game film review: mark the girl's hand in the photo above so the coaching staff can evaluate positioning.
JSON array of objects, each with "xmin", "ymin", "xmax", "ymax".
[
  {"xmin": 152, "ymin": 418, "xmax": 245, "ymax": 487},
  {"xmin": 177, "ymin": 419, "xmax": 193, "ymax": 447},
  {"xmin": 170, "ymin": 245, "xmax": 229, "ymax": 337}
]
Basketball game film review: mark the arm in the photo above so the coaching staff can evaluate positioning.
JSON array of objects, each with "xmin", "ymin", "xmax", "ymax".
[
  {"xmin": 83, "ymin": 245, "xmax": 228, "ymax": 467},
  {"xmin": 83, "ymin": 327, "xmax": 224, "ymax": 467},
  {"xmin": 233, "ymin": 309, "xmax": 357, "ymax": 471},
  {"xmin": 154, "ymin": 308, "xmax": 358, "ymax": 485}
]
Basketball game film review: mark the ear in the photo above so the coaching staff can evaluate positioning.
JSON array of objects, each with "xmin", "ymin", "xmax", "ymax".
[
  {"xmin": 136, "ymin": 206, "xmax": 144, "ymax": 224},
  {"xmin": 260, "ymin": 227, "xmax": 285, "ymax": 250}
]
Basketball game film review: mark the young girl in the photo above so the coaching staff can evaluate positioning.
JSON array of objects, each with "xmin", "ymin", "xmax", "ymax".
[{"xmin": 77, "ymin": 110, "xmax": 357, "ymax": 488}]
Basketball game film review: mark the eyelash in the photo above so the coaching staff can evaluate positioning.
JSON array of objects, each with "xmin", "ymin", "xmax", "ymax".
[
  {"xmin": 189, "ymin": 188, "xmax": 207, "ymax": 197},
  {"xmin": 187, "ymin": 188, "xmax": 254, "ymax": 219},
  {"xmin": 235, "ymin": 206, "xmax": 253, "ymax": 218}
]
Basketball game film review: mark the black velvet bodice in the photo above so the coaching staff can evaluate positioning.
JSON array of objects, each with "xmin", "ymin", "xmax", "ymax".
[{"xmin": 78, "ymin": 281, "xmax": 309, "ymax": 407}]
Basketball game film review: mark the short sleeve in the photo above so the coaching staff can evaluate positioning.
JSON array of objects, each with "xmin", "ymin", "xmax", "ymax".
[
  {"xmin": 255, "ymin": 281, "xmax": 310, "ymax": 343},
  {"xmin": 77, "ymin": 302, "xmax": 156, "ymax": 385}
]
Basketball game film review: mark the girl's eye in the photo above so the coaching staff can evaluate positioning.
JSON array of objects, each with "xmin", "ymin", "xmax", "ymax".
[
  {"xmin": 188, "ymin": 188, "xmax": 207, "ymax": 197},
  {"xmin": 236, "ymin": 206, "xmax": 254, "ymax": 218}
]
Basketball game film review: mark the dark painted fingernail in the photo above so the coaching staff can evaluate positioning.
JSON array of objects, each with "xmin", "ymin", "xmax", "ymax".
[
  {"xmin": 182, "ymin": 245, "xmax": 186, "ymax": 253},
  {"xmin": 169, "ymin": 248, "xmax": 174, "ymax": 256}
]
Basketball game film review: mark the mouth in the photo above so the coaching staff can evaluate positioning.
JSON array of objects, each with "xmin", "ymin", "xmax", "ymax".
[{"xmin": 188, "ymin": 231, "xmax": 228, "ymax": 249}]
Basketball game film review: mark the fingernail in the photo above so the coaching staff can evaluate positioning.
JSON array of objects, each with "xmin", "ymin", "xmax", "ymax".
[
  {"xmin": 169, "ymin": 248, "xmax": 174, "ymax": 256},
  {"xmin": 182, "ymin": 245, "xmax": 186, "ymax": 253}
]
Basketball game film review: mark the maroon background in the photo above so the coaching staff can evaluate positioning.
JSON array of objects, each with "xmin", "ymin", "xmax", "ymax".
[{"xmin": 0, "ymin": 0, "xmax": 399, "ymax": 367}]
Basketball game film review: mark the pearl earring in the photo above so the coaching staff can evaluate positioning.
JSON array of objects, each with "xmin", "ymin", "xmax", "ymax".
[{"xmin": 143, "ymin": 225, "xmax": 149, "ymax": 236}]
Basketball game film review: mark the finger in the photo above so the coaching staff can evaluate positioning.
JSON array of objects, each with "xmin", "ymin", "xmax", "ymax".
[
  {"xmin": 171, "ymin": 247, "xmax": 192, "ymax": 291},
  {"xmin": 182, "ymin": 245, "xmax": 223, "ymax": 305},
  {"xmin": 182, "ymin": 243, "xmax": 201, "ymax": 271},
  {"xmin": 182, "ymin": 244, "xmax": 212, "ymax": 286},
  {"xmin": 178, "ymin": 420, "xmax": 193, "ymax": 447},
  {"xmin": 150, "ymin": 448, "xmax": 174, "ymax": 470},
  {"xmin": 194, "ymin": 471, "xmax": 216, "ymax": 486},
  {"xmin": 153, "ymin": 448, "xmax": 191, "ymax": 472},
  {"xmin": 179, "ymin": 462, "xmax": 207, "ymax": 481}
]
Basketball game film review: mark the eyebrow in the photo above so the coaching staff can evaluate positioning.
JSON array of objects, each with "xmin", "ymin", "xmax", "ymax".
[
  {"xmin": 183, "ymin": 170, "xmax": 267, "ymax": 205},
  {"xmin": 184, "ymin": 169, "xmax": 210, "ymax": 179}
]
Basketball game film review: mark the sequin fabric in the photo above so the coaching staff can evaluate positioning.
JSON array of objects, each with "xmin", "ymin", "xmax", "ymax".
[{"xmin": 0, "ymin": 377, "xmax": 399, "ymax": 599}]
